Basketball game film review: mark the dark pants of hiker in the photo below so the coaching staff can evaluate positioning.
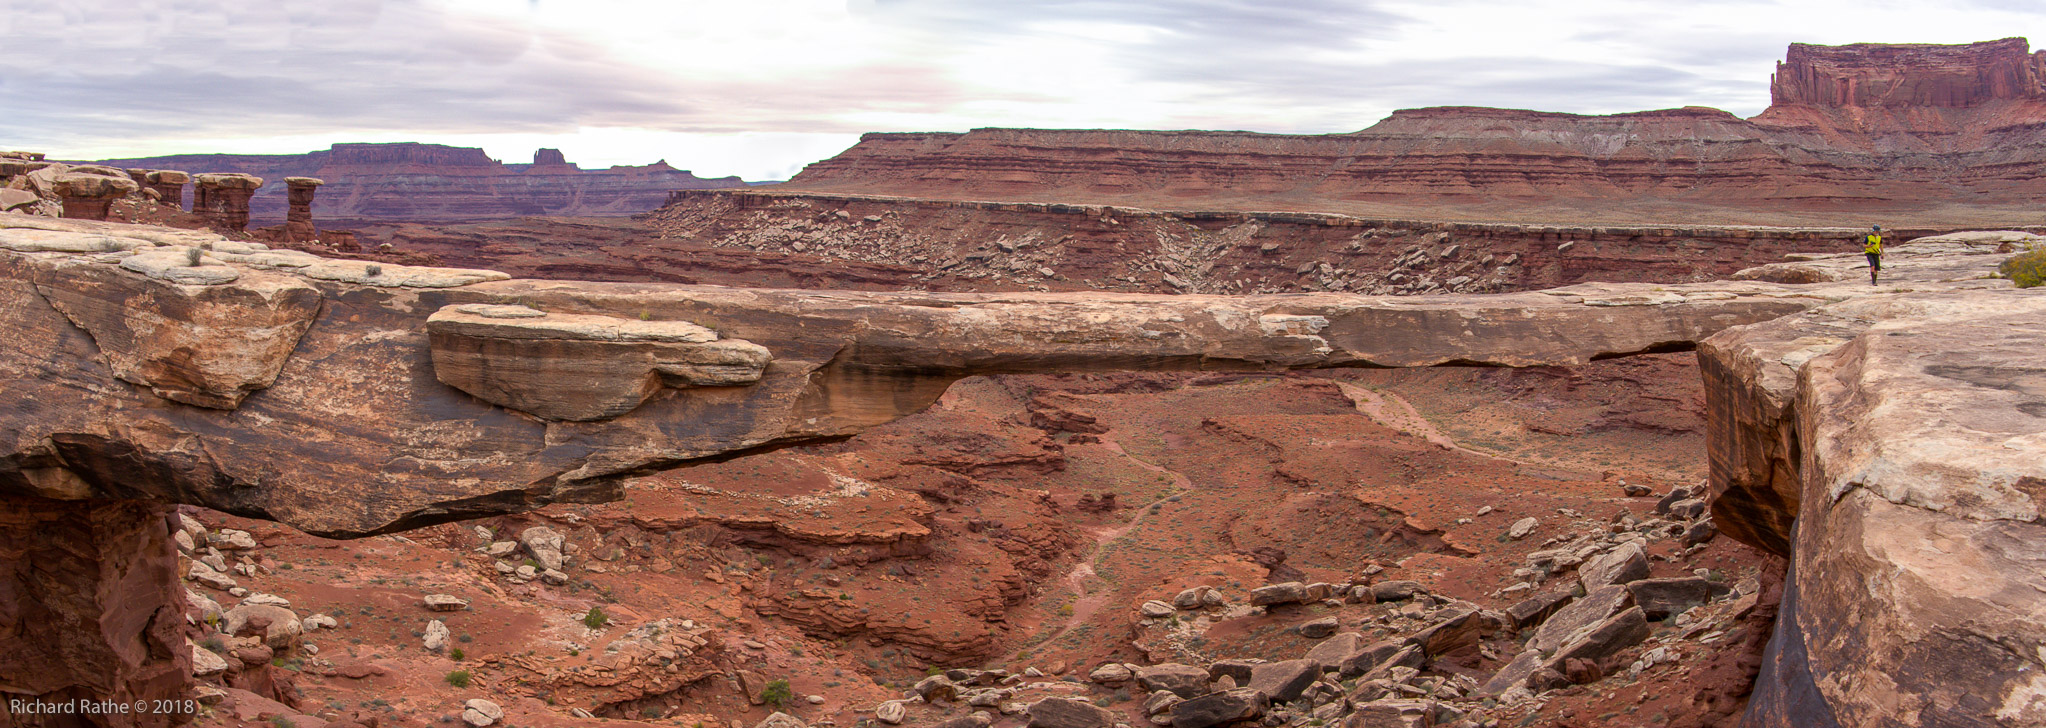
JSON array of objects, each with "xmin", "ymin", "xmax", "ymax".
[{"xmin": 1867, "ymin": 253, "xmax": 1881, "ymax": 282}]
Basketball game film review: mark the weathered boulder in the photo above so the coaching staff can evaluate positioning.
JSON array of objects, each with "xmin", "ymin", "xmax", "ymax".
[
  {"xmin": 1577, "ymin": 541, "xmax": 1649, "ymax": 589},
  {"xmin": 1343, "ymin": 700, "xmax": 1437, "ymax": 728},
  {"xmin": 1368, "ymin": 580, "xmax": 1422, "ymax": 602},
  {"xmin": 1249, "ymin": 581, "xmax": 1307, "ymax": 606},
  {"xmin": 1549, "ymin": 606, "xmax": 1648, "ymax": 663},
  {"xmin": 1475, "ymin": 650, "xmax": 1543, "ymax": 697},
  {"xmin": 1246, "ymin": 659, "xmax": 1319, "ymax": 702},
  {"xmin": 1626, "ymin": 577, "xmax": 1720, "ymax": 620},
  {"xmin": 1529, "ymin": 584, "xmax": 1631, "ymax": 655},
  {"xmin": 1135, "ymin": 663, "xmax": 1209, "ymax": 698},
  {"xmin": 1205, "ymin": 658, "xmax": 1263, "ymax": 684},
  {"xmin": 1086, "ymin": 662, "xmax": 1133, "ymax": 684},
  {"xmin": 1169, "ymin": 688, "xmax": 1266, "ymax": 728},
  {"xmin": 518, "ymin": 526, "xmax": 566, "ymax": 571},
  {"xmin": 1025, "ymin": 697, "xmax": 1115, "ymax": 728},
  {"xmin": 222, "ymin": 603, "xmax": 302, "ymax": 649},
  {"xmin": 1505, "ymin": 587, "xmax": 1575, "ymax": 629},
  {"xmin": 1296, "ymin": 616, "xmax": 1339, "ymax": 638},
  {"xmin": 423, "ymin": 594, "xmax": 469, "ymax": 611},
  {"xmin": 1307, "ymin": 634, "xmax": 1404, "ymax": 678}
]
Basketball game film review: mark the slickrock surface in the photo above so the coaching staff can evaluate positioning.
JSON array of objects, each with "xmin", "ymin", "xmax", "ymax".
[{"xmin": 1701, "ymin": 273, "xmax": 2046, "ymax": 725}]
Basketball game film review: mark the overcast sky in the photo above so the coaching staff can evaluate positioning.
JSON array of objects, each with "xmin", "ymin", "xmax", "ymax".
[{"xmin": 3, "ymin": 0, "xmax": 2041, "ymax": 180}]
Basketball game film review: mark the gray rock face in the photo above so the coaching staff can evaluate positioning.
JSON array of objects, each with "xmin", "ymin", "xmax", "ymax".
[
  {"xmin": 1206, "ymin": 658, "xmax": 1264, "ymax": 684},
  {"xmin": 1297, "ymin": 617, "xmax": 1340, "ymax": 638},
  {"xmin": 1476, "ymin": 650, "xmax": 1544, "ymax": 697},
  {"xmin": 1169, "ymin": 688, "xmax": 1266, "ymax": 728},
  {"xmin": 1025, "ymin": 697, "xmax": 1116, "ymax": 728}
]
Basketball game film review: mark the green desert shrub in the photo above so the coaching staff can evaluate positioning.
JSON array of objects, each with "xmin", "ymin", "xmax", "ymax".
[
  {"xmin": 445, "ymin": 669, "xmax": 471, "ymax": 688},
  {"xmin": 583, "ymin": 606, "xmax": 609, "ymax": 629},
  {"xmin": 760, "ymin": 678, "xmax": 793, "ymax": 709},
  {"xmin": 2001, "ymin": 249, "xmax": 2046, "ymax": 288}
]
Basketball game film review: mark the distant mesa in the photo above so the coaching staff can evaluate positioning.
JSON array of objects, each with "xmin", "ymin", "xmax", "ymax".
[
  {"xmin": 83, "ymin": 142, "xmax": 749, "ymax": 224},
  {"xmin": 761, "ymin": 37, "xmax": 2046, "ymax": 227}
]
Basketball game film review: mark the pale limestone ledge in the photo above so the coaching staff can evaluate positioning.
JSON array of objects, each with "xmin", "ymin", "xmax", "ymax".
[{"xmin": 0, "ymin": 216, "xmax": 507, "ymax": 288}]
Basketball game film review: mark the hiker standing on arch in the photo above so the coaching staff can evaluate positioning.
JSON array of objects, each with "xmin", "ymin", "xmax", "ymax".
[{"xmin": 1864, "ymin": 225, "xmax": 1885, "ymax": 285}]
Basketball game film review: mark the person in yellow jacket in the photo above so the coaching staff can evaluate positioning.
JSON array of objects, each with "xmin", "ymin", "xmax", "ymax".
[{"xmin": 1863, "ymin": 225, "xmax": 1884, "ymax": 285}]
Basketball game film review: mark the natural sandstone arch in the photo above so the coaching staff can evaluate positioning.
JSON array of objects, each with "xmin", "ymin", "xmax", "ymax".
[{"xmin": 0, "ymin": 216, "xmax": 2038, "ymax": 727}]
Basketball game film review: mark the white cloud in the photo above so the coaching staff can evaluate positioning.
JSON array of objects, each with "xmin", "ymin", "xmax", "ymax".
[{"xmin": 3, "ymin": 0, "xmax": 2044, "ymax": 179}]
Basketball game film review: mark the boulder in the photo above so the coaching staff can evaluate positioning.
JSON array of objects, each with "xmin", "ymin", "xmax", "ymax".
[
  {"xmin": 1408, "ymin": 606, "xmax": 1494, "ymax": 657},
  {"xmin": 1169, "ymin": 688, "xmax": 1266, "ymax": 728},
  {"xmin": 1297, "ymin": 616, "xmax": 1339, "ymax": 638},
  {"xmin": 1344, "ymin": 699, "xmax": 1437, "ymax": 727},
  {"xmin": 874, "ymin": 701, "xmax": 907, "ymax": 725},
  {"xmin": 423, "ymin": 619, "xmax": 450, "ymax": 652},
  {"xmin": 464, "ymin": 700, "xmax": 503, "ymax": 723},
  {"xmin": 1474, "ymin": 650, "xmax": 1543, "ymax": 697},
  {"xmin": 1625, "ymin": 577, "xmax": 1720, "ymax": 619},
  {"xmin": 755, "ymin": 713, "xmax": 807, "ymax": 728},
  {"xmin": 1308, "ymin": 634, "xmax": 1405, "ymax": 678},
  {"xmin": 925, "ymin": 715, "xmax": 989, "ymax": 728},
  {"xmin": 1543, "ymin": 607, "xmax": 1650, "ymax": 670},
  {"xmin": 1246, "ymin": 659, "xmax": 1319, "ymax": 702},
  {"xmin": 1577, "ymin": 541, "xmax": 1649, "ymax": 589},
  {"xmin": 1087, "ymin": 662, "xmax": 1133, "ymax": 684},
  {"xmin": 519, "ymin": 526, "xmax": 566, "ymax": 571},
  {"xmin": 190, "ymin": 641, "xmax": 229, "ymax": 677},
  {"xmin": 1504, "ymin": 588, "xmax": 1575, "ymax": 629},
  {"xmin": 1139, "ymin": 600, "xmax": 1176, "ymax": 618},
  {"xmin": 1171, "ymin": 586, "xmax": 1213, "ymax": 610},
  {"xmin": 1144, "ymin": 690, "xmax": 1184, "ymax": 715},
  {"xmin": 423, "ymin": 594, "xmax": 469, "ymax": 611},
  {"xmin": 1250, "ymin": 581, "xmax": 1307, "ymax": 606},
  {"xmin": 1360, "ymin": 645, "xmax": 1425, "ymax": 681},
  {"xmin": 913, "ymin": 674, "xmax": 960, "ymax": 703},
  {"xmin": 1529, "ymin": 584, "xmax": 1631, "ymax": 655},
  {"xmin": 1506, "ymin": 517, "xmax": 1538, "ymax": 539},
  {"xmin": 1368, "ymin": 580, "xmax": 1423, "ymax": 602},
  {"xmin": 1025, "ymin": 697, "xmax": 1115, "ymax": 728},
  {"xmin": 1135, "ymin": 663, "xmax": 1210, "ymax": 698},
  {"xmin": 1206, "ymin": 658, "xmax": 1263, "ymax": 684},
  {"xmin": 222, "ymin": 603, "xmax": 302, "ymax": 649}
]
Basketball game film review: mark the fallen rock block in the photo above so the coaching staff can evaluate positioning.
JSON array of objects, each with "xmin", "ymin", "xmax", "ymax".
[
  {"xmin": 1250, "ymin": 581, "xmax": 1308, "ymax": 606},
  {"xmin": 1577, "ymin": 541, "xmax": 1649, "ymax": 589},
  {"xmin": 1169, "ymin": 688, "xmax": 1266, "ymax": 728},
  {"xmin": 1530, "ymin": 584, "xmax": 1631, "ymax": 655},
  {"xmin": 1625, "ymin": 577, "xmax": 1721, "ymax": 619},
  {"xmin": 1025, "ymin": 697, "xmax": 1115, "ymax": 728},
  {"xmin": 1136, "ymin": 663, "xmax": 1210, "ymax": 699}
]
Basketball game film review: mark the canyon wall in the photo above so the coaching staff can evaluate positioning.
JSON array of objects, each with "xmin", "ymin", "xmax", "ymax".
[
  {"xmin": 756, "ymin": 39, "xmax": 2046, "ymax": 227},
  {"xmin": 86, "ymin": 143, "xmax": 747, "ymax": 224}
]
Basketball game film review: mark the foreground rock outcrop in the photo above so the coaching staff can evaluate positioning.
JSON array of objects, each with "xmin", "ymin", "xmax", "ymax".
[{"xmin": 1702, "ymin": 244, "xmax": 2046, "ymax": 725}]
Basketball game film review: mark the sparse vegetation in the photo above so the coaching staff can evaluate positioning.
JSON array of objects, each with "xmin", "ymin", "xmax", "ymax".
[
  {"xmin": 363, "ymin": 264, "xmax": 382, "ymax": 277},
  {"xmin": 583, "ymin": 606, "xmax": 609, "ymax": 629},
  {"xmin": 185, "ymin": 247, "xmax": 202, "ymax": 266},
  {"xmin": 444, "ymin": 670, "xmax": 471, "ymax": 688},
  {"xmin": 450, "ymin": 647, "xmax": 464, "ymax": 661},
  {"xmin": 760, "ymin": 678, "xmax": 793, "ymax": 709},
  {"xmin": 2000, "ymin": 249, "xmax": 2046, "ymax": 288}
]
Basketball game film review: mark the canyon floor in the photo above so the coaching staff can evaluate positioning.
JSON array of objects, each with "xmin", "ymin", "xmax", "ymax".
[{"xmin": 182, "ymin": 352, "xmax": 1777, "ymax": 728}]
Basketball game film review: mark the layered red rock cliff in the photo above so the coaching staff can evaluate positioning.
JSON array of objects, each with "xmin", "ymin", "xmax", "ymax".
[
  {"xmin": 85, "ymin": 143, "xmax": 749, "ymax": 224},
  {"xmin": 768, "ymin": 38, "xmax": 2046, "ymax": 226}
]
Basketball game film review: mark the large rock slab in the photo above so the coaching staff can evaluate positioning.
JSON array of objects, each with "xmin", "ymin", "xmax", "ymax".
[{"xmin": 1705, "ymin": 288, "xmax": 2046, "ymax": 727}]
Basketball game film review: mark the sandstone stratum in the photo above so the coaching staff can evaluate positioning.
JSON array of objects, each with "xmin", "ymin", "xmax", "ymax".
[{"xmin": 1, "ymin": 204, "xmax": 2041, "ymax": 725}]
